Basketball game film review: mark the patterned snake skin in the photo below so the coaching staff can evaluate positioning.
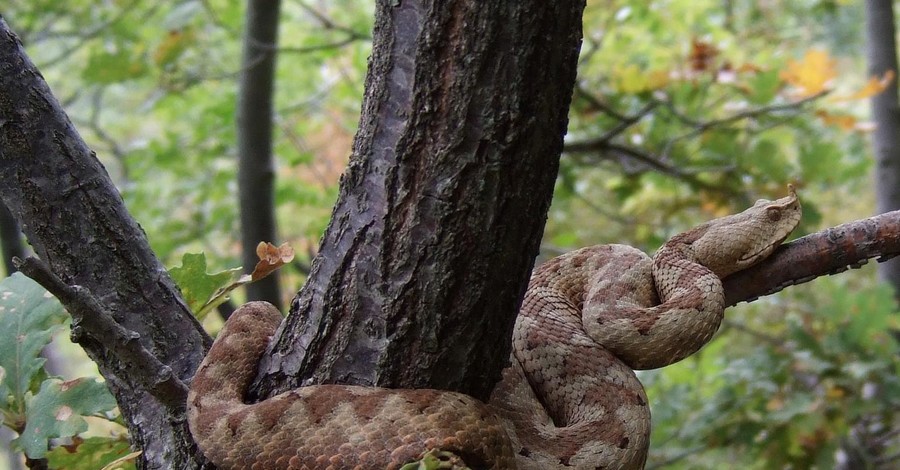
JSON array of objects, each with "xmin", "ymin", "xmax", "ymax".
[{"xmin": 187, "ymin": 188, "xmax": 801, "ymax": 469}]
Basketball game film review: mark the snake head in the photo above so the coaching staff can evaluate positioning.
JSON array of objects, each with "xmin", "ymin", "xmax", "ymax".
[{"xmin": 679, "ymin": 185, "xmax": 802, "ymax": 278}]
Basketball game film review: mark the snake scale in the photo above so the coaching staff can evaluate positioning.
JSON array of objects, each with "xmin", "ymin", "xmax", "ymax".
[{"xmin": 187, "ymin": 188, "xmax": 801, "ymax": 469}]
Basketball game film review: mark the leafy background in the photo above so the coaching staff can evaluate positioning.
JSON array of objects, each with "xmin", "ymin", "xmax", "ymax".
[{"xmin": 0, "ymin": 0, "xmax": 897, "ymax": 468}]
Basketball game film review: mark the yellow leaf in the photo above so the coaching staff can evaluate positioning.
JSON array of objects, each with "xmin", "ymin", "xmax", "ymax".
[
  {"xmin": 765, "ymin": 396, "xmax": 784, "ymax": 411},
  {"xmin": 832, "ymin": 70, "xmax": 896, "ymax": 101},
  {"xmin": 153, "ymin": 29, "xmax": 194, "ymax": 67},
  {"xmin": 612, "ymin": 64, "xmax": 669, "ymax": 94},
  {"xmin": 825, "ymin": 385, "xmax": 846, "ymax": 400},
  {"xmin": 815, "ymin": 110, "xmax": 859, "ymax": 131},
  {"xmin": 780, "ymin": 49, "xmax": 837, "ymax": 97}
]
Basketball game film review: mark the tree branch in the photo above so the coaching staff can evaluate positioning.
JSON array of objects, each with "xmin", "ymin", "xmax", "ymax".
[
  {"xmin": 0, "ymin": 18, "xmax": 210, "ymax": 468},
  {"xmin": 724, "ymin": 210, "xmax": 900, "ymax": 306},
  {"xmin": 15, "ymin": 256, "xmax": 189, "ymax": 410}
]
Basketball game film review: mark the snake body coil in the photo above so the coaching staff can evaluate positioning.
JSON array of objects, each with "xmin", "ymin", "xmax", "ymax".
[{"xmin": 188, "ymin": 189, "xmax": 801, "ymax": 469}]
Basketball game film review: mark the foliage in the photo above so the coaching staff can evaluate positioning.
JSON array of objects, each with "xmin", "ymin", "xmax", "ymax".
[
  {"xmin": 0, "ymin": 274, "xmax": 122, "ymax": 463},
  {"xmin": 554, "ymin": 0, "xmax": 875, "ymax": 254},
  {"xmin": 643, "ymin": 277, "xmax": 899, "ymax": 468},
  {"xmin": 399, "ymin": 449, "xmax": 471, "ymax": 470},
  {"xmin": 2, "ymin": 0, "xmax": 897, "ymax": 468},
  {"xmin": 45, "ymin": 436, "xmax": 137, "ymax": 470},
  {"xmin": 169, "ymin": 252, "xmax": 242, "ymax": 320},
  {"xmin": 169, "ymin": 243, "xmax": 294, "ymax": 320}
]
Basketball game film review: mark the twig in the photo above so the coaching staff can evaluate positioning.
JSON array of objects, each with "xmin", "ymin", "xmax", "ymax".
[
  {"xmin": 295, "ymin": 0, "xmax": 371, "ymax": 40},
  {"xmin": 572, "ymin": 84, "xmax": 630, "ymax": 121},
  {"xmin": 658, "ymin": 91, "xmax": 828, "ymax": 158},
  {"xmin": 14, "ymin": 256, "xmax": 189, "ymax": 411},
  {"xmin": 564, "ymin": 141, "xmax": 734, "ymax": 196}
]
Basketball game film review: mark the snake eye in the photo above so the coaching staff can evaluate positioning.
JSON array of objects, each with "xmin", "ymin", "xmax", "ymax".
[{"xmin": 767, "ymin": 207, "xmax": 782, "ymax": 221}]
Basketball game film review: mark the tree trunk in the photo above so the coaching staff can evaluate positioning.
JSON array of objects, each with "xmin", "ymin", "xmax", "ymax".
[
  {"xmin": 866, "ymin": 0, "xmax": 900, "ymax": 296},
  {"xmin": 0, "ymin": 199, "xmax": 25, "ymax": 275},
  {"xmin": 0, "ymin": 19, "xmax": 212, "ymax": 469},
  {"xmin": 251, "ymin": 0, "xmax": 588, "ymax": 402},
  {"xmin": 237, "ymin": 0, "xmax": 283, "ymax": 310}
]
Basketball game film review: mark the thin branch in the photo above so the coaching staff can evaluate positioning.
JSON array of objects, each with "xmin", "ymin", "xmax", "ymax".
[
  {"xmin": 724, "ymin": 210, "xmax": 900, "ymax": 306},
  {"xmin": 658, "ymin": 91, "xmax": 828, "ymax": 157},
  {"xmin": 14, "ymin": 257, "xmax": 189, "ymax": 411},
  {"xmin": 564, "ymin": 141, "xmax": 734, "ymax": 195},
  {"xmin": 572, "ymin": 84, "xmax": 629, "ymax": 121},
  {"xmin": 248, "ymin": 35, "xmax": 366, "ymax": 55},
  {"xmin": 721, "ymin": 318, "xmax": 785, "ymax": 347},
  {"xmin": 33, "ymin": 0, "xmax": 144, "ymax": 69},
  {"xmin": 295, "ymin": 0, "xmax": 372, "ymax": 40},
  {"xmin": 595, "ymin": 101, "xmax": 659, "ymax": 143}
]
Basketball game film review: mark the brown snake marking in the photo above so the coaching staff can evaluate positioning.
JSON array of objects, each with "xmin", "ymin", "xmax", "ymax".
[{"xmin": 187, "ymin": 188, "xmax": 801, "ymax": 469}]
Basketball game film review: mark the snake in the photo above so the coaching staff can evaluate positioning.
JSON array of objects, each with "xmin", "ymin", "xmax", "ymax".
[{"xmin": 187, "ymin": 187, "xmax": 801, "ymax": 469}]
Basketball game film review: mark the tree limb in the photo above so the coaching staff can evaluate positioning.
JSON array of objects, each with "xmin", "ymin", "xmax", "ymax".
[
  {"xmin": 15, "ymin": 256, "xmax": 189, "ymax": 410},
  {"xmin": 724, "ymin": 210, "xmax": 900, "ymax": 306},
  {"xmin": 0, "ymin": 18, "xmax": 210, "ymax": 468}
]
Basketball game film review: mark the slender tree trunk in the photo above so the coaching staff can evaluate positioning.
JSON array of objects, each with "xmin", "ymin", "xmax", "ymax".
[
  {"xmin": 0, "ymin": 19, "xmax": 211, "ymax": 469},
  {"xmin": 866, "ymin": 0, "xmax": 900, "ymax": 296},
  {"xmin": 237, "ymin": 0, "xmax": 282, "ymax": 309},
  {"xmin": 251, "ymin": 0, "xmax": 588, "ymax": 402}
]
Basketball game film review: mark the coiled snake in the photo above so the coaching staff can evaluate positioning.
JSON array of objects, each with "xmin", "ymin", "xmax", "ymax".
[{"xmin": 187, "ymin": 188, "xmax": 801, "ymax": 469}]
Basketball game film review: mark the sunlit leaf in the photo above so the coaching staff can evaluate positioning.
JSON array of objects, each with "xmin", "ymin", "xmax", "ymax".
[
  {"xmin": 779, "ymin": 49, "xmax": 836, "ymax": 97},
  {"xmin": 831, "ymin": 69, "xmax": 896, "ymax": 101},
  {"xmin": 814, "ymin": 110, "xmax": 857, "ymax": 130},
  {"xmin": 46, "ymin": 436, "xmax": 136, "ymax": 470},
  {"xmin": 153, "ymin": 29, "xmax": 196, "ymax": 67},
  {"xmin": 17, "ymin": 378, "xmax": 117, "ymax": 458},
  {"xmin": 169, "ymin": 253, "xmax": 241, "ymax": 317},
  {"xmin": 611, "ymin": 64, "xmax": 669, "ymax": 93}
]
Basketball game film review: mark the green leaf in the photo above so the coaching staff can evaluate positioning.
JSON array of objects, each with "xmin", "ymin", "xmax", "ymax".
[
  {"xmin": 0, "ymin": 273, "xmax": 66, "ymax": 417},
  {"xmin": 799, "ymin": 140, "xmax": 842, "ymax": 183},
  {"xmin": 17, "ymin": 378, "xmax": 117, "ymax": 458},
  {"xmin": 746, "ymin": 69, "xmax": 782, "ymax": 105},
  {"xmin": 746, "ymin": 139, "xmax": 788, "ymax": 180},
  {"xmin": 168, "ymin": 253, "xmax": 241, "ymax": 319},
  {"xmin": 82, "ymin": 47, "xmax": 148, "ymax": 84},
  {"xmin": 46, "ymin": 436, "xmax": 136, "ymax": 470}
]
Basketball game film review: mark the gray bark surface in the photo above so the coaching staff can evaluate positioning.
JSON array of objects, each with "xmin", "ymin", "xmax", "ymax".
[
  {"xmin": 866, "ymin": 0, "xmax": 900, "ymax": 293},
  {"xmin": 0, "ymin": 19, "xmax": 212, "ymax": 469},
  {"xmin": 252, "ymin": 0, "xmax": 588, "ymax": 402},
  {"xmin": 0, "ymin": 200, "xmax": 25, "ymax": 275}
]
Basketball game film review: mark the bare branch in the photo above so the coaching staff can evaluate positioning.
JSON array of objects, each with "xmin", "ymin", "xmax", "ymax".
[
  {"xmin": 724, "ymin": 210, "xmax": 900, "ymax": 306},
  {"xmin": 15, "ymin": 256, "xmax": 189, "ymax": 411},
  {"xmin": 564, "ymin": 141, "xmax": 734, "ymax": 195}
]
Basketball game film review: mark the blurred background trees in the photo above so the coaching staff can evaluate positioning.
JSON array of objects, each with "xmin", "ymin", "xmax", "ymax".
[{"xmin": 0, "ymin": 0, "xmax": 897, "ymax": 468}]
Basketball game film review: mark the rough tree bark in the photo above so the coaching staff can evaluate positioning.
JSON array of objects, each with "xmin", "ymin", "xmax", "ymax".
[
  {"xmin": 0, "ymin": 200, "xmax": 25, "ymax": 275},
  {"xmin": 237, "ymin": 0, "xmax": 283, "ymax": 310},
  {"xmin": 866, "ymin": 0, "xmax": 900, "ymax": 295},
  {"xmin": 251, "ymin": 0, "xmax": 588, "ymax": 401},
  {"xmin": 0, "ymin": 18, "xmax": 212, "ymax": 469}
]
